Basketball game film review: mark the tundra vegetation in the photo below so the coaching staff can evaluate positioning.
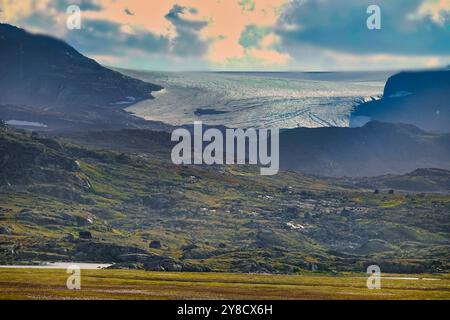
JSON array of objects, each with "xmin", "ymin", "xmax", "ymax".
[
  {"xmin": 0, "ymin": 268, "xmax": 449, "ymax": 300},
  {"xmin": 0, "ymin": 125, "xmax": 448, "ymax": 276}
]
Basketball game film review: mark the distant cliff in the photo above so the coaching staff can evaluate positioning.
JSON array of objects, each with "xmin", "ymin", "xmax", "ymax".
[
  {"xmin": 350, "ymin": 69, "xmax": 450, "ymax": 132},
  {"xmin": 280, "ymin": 121, "xmax": 450, "ymax": 177},
  {"xmin": 0, "ymin": 24, "xmax": 163, "ymax": 131}
]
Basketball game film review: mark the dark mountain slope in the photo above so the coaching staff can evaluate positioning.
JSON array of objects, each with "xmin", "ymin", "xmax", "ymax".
[
  {"xmin": 352, "ymin": 168, "xmax": 450, "ymax": 193},
  {"xmin": 0, "ymin": 23, "xmax": 161, "ymax": 108},
  {"xmin": 53, "ymin": 121, "xmax": 450, "ymax": 178},
  {"xmin": 280, "ymin": 121, "xmax": 450, "ymax": 177},
  {"xmin": 350, "ymin": 69, "xmax": 450, "ymax": 132},
  {"xmin": 0, "ymin": 23, "xmax": 164, "ymax": 131}
]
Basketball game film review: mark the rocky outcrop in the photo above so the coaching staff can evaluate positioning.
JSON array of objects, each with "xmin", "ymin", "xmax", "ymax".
[
  {"xmin": 78, "ymin": 231, "xmax": 92, "ymax": 239},
  {"xmin": 110, "ymin": 253, "xmax": 209, "ymax": 272},
  {"xmin": 149, "ymin": 241, "xmax": 162, "ymax": 249},
  {"xmin": 0, "ymin": 225, "xmax": 12, "ymax": 235}
]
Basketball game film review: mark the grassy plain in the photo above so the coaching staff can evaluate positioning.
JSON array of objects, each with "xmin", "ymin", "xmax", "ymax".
[{"xmin": 0, "ymin": 268, "xmax": 448, "ymax": 300}]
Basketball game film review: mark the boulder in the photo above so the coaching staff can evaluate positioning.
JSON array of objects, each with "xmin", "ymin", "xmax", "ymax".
[
  {"xmin": 117, "ymin": 253, "xmax": 183, "ymax": 272},
  {"xmin": 149, "ymin": 240, "xmax": 161, "ymax": 249},
  {"xmin": 78, "ymin": 230, "xmax": 92, "ymax": 239},
  {"xmin": 65, "ymin": 233, "xmax": 75, "ymax": 242},
  {"xmin": 0, "ymin": 225, "xmax": 12, "ymax": 235}
]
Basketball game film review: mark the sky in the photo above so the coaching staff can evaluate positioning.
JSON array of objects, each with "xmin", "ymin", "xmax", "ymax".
[{"xmin": 0, "ymin": 0, "xmax": 449, "ymax": 71}]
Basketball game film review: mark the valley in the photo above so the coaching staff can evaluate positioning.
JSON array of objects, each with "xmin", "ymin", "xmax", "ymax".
[{"xmin": 1, "ymin": 124, "xmax": 449, "ymax": 274}]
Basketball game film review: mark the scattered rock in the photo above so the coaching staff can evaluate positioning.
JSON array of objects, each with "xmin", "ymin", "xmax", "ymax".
[
  {"xmin": 0, "ymin": 225, "xmax": 12, "ymax": 235},
  {"xmin": 149, "ymin": 240, "xmax": 161, "ymax": 249},
  {"xmin": 141, "ymin": 195, "xmax": 171, "ymax": 210},
  {"xmin": 76, "ymin": 216, "xmax": 93, "ymax": 227},
  {"xmin": 182, "ymin": 244, "xmax": 198, "ymax": 251},
  {"xmin": 286, "ymin": 222, "xmax": 305, "ymax": 230},
  {"xmin": 78, "ymin": 231, "xmax": 92, "ymax": 239},
  {"xmin": 65, "ymin": 233, "xmax": 75, "ymax": 242}
]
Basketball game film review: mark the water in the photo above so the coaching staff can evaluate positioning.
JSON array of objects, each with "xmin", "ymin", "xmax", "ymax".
[{"xmin": 124, "ymin": 71, "xmax": 391, "ymax": 129}]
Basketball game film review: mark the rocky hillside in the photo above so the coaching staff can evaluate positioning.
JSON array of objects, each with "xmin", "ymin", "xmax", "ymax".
[
  {"xmin": 0, "ymin": 124, "xmax": 449, "ymax": 273},
  {"xmin": 350, "ymin": 69, "xmax": 450, "ymax": 132}
]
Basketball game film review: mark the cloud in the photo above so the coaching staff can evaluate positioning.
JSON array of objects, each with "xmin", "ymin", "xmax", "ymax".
[
  {"xmin": 65, "ymin": 19, "xmax": 169, "ymax": 56},
  {"xmin": 192, "ymin": 0, "xmax": 291, "ymax": 67},
  {"xmin": 277, "ymin": 0, "xmax": 450, "ymax": 56},
  {"xmin": 0, "ymin": 0, "xmax": 448, "ymax": 70},
  {"xmin": 0, "ymin": 0, "xmax": 291, "ymax": 68},
  {"xmin": 124, "ymin": 8, "xmax": 134, "ymax": 16},
  {"xmin": 164, "ymin": 4, "xmax": 208, "ymax": 56},
  {"xmin": 55, "ymin": 0, "xmax": 102, "ymax": 12},
  {"xmin": 239, "ymin": 25, "xmax": 270, "ymax": 49},
  {"xmin": 415, "ymin": 0, "xmax": 450, "ymax": 25}
]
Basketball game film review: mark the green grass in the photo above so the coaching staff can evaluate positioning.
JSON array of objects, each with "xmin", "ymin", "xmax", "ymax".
[{"xmin": 0, "ymin": 268, "xmax": 448, "ymax": 300}]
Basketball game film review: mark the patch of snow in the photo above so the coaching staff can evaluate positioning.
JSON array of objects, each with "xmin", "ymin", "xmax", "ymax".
[
  {"xmin": 387, "ymin": 91, "xmax": 413, "ymax": 98},
  {"xmin": 6, "ymin": 120, "xmax": 48, "ymax": 128},
  {"xmin": 287, "ymin": 222, "xmax": 305, "ymax": 230}
]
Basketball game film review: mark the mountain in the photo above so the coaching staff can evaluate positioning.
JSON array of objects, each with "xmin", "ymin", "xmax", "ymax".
[
  {"xmin": 350, "ymin": 69, "xmax": 450, "ymax": 132},
  {"xmin": 0, "ymin": 23, "xmax": 163, "ymax": 131},
  {"xmin": 351, "ymin": 168, "xmax": 450, "ymax": 193},
  {"xmin": 57, "ymin": 121, "xmax": 450, "ymax": 178},
  {"xmin": 1, "ymin": 123, "xmax": 449, "ymax": 273},
  {"xmin": 280, "ymin": 121, "xmax": 450, "ymax": 177}
]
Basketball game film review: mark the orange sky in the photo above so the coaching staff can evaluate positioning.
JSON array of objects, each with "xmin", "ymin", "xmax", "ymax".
[{"xmin": 0, "ymin": 0, "xmax": 448, "ymax": 70}]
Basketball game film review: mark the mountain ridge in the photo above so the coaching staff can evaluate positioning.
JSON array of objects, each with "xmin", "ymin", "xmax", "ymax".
[
  {"xmin": 280, "ymin": 121, "xmax": 450, "ymax": 177},
  {"xmin": 350, "ymin": 69, "xmax": 450, "ymax": 132},
  {"xmin": 0, "ymin": 23, "xmax": 164, "ymax": 131}
]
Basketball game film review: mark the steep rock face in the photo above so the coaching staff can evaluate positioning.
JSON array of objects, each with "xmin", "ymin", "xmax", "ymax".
[
  {"xmin": 0, "ymin": 23, "xmax": 162, "ymax": 110},
  {"xmin": 350, "ymin": 69, "xmax": 450, "ymax": 132}
]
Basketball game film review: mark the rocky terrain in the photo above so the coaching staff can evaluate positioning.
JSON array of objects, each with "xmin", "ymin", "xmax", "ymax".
[
  {"xmin": 0, "ymin": 23, "xmax": 448, "ymax": 275},
  {"xmin": 0, "ymin": 123, "xmax": 448, "ymax": 273}
]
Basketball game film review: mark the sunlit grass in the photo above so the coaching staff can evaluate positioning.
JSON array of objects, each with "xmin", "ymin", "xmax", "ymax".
[{"xmin": 0, "ymin": 268, "xmax": 448, "ymax": 300}]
